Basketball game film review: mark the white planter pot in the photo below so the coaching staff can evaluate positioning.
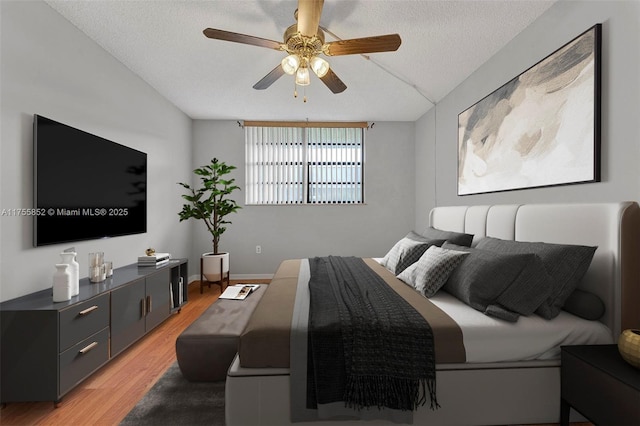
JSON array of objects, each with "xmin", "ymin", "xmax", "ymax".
[{"xmin": 201, "ymin": 252, "xmax": 229, "ymax": 282}]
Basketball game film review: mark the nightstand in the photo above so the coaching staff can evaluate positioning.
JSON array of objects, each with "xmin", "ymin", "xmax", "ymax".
[{"xmin": 561, "ymin": 344, "xmax": 640, "ymax": 425}]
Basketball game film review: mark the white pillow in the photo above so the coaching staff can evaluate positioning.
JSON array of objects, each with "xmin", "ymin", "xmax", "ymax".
[{"xmin": 397, "ymin": 246, "xmax": 468, "ymax": 297}]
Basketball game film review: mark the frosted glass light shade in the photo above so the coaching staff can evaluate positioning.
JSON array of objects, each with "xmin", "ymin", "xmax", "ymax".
[
  {"xmin": 310, "ymin": 56, "xmax": 330, "ymax": 77},
  {"xmin": 295, "ymin": 67, "xmax": 310, "ymax": 86},
  {"xmin": 281, "ymin": 55, "xmax": 300, "ymax": 75}
]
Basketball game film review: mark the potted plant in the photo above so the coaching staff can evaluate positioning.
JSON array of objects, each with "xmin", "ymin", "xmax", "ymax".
[{"xmin": 178, "ymin": 158, "xmax": 241, "ymax": 288}]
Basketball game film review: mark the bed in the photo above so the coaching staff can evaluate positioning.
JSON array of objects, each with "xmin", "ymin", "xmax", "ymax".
[{"xmin": 225, "ymin": 202, "xmax": 640, "ymax": 425}]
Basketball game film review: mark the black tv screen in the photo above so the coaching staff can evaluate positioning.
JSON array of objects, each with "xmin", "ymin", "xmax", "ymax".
[{"xmin": 34, "ymin": 115, "xmax": 147, "ymax": 246}]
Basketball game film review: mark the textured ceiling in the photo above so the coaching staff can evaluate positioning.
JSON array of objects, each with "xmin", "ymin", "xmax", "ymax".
[{"xmin": 45, "ymin": 0, "xmax": 556, "ymax": 122}]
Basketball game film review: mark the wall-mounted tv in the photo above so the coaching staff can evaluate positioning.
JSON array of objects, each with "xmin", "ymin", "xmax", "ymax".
[{"xmin": 33, "ymin": 115, "xmax": 147, "ymax": 247}]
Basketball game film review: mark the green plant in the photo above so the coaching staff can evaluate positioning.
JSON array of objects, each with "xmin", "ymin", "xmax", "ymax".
[{"xmin": 178, "ymin": 158, "xmax": 241, "ymax": 254}]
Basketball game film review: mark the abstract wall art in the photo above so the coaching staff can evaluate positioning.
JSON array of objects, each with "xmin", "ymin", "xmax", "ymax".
[{"xmin": 458, "ymin": 24, "xmax": 601, "ymax": 195}]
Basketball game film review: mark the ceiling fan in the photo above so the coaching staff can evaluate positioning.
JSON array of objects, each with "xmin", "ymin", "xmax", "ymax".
[{"xmin": 203, "ymin": 0, "xmax": 401, "ymax": 100}]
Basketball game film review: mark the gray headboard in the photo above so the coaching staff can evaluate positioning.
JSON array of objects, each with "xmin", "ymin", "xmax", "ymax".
[{"xmin": 428, "ymin": 202, "xmax": 640, "ymax": 337}]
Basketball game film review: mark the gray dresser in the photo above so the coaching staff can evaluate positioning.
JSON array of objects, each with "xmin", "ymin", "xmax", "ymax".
[{"xmin": 0, "ymin": 259, "xmax": 187, "ymax": 405}]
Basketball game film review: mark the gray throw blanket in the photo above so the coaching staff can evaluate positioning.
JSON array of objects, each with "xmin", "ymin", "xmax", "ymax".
[{"xmin": 307, "ymin": 256, "xmax": 439, "ymax": 412}]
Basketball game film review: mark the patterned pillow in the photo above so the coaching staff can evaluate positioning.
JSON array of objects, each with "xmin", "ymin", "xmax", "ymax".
[
  {"xmin": 476, "ymin": 237, "xmax": 597, "ymax": 319},
  {"xmin": 397, "ymin": 246, "xmax": 468, "ymax": 297},
  {"xmin": 422, "ymin": 226, "xmax": 474, "ymax": 247},
  {"xmin": 381, "ymin": 232, "xmax": 445, "ymax": 275}
]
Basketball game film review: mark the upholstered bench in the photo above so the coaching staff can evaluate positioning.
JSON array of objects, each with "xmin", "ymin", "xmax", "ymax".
[{"xmin": 176, "ymin": 284, "xmax": 266, "ymax": 382}]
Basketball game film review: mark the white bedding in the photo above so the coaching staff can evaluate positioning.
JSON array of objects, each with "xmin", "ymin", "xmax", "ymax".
[
  {"xmin": 373, "ymin": 258, "xmax": 614, "ymax": 363},
  {"xmin": 429, "ymin": 292, "xmax": 613, "ymax": 362}
]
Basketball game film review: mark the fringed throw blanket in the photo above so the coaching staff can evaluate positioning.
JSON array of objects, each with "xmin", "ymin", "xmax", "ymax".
[{"xmin": 306, "ymin": 256, "xmax": 439, "ymax": 412}]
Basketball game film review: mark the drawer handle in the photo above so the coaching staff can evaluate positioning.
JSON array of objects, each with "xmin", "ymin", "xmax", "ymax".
[
  {"xmin": 78, "ymin": 305, "xmax": 98, "ymax": 316},
  {"xmin": 79, "ymin": 341, "xmax": 98, "ymax": 354}
]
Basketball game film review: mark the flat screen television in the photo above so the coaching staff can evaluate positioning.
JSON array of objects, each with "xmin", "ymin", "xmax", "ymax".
[{"xmin": 33, "ymin": 115, "xmax": 147, "ymax": 246}]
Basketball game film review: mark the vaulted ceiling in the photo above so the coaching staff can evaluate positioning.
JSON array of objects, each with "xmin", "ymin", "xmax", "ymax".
[{"xmin": 45, "ymin": 0, "xmax": 556, "ymax": 122}]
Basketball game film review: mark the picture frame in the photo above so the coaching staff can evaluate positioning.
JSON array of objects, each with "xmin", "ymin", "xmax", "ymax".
[{"xmin": 457, "ymin": 24, "xmax": 601, "ymax": 196}]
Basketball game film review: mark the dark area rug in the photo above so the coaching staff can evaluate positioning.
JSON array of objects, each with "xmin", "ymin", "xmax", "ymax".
[{"xmin": 120, "ymin": 362, "xmax": 225, "ymax": 425}]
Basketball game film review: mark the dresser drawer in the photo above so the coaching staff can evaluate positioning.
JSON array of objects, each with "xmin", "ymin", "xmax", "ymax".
[
  {"xmin": 59, "ymin": 294, "xmax": 109, "ymax": 351},
  {"xmin": 59, "ymin": 327, "xmax": 109, "ymax": 396}
]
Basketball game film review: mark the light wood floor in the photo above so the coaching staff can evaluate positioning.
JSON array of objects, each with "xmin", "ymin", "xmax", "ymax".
[
  {"xmin": 0, "ymin": 279, "xmax": 592, "ymax": 426},
  {"xmin": 0, "ymin": 279, "xmax": 267, "ymax": 426}
]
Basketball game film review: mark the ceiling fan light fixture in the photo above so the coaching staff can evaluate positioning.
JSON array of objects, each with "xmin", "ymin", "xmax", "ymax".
[
  {"xmin": 204, "ymin": 0, "xmax": 400, "ymax": 96},
  {"xmin": 281, "ymin": 54, "xmax": 300, "ymax": 75},
  {"xmin": 310, "ymin": 56, "xmax": 330, "ymax": 77},
  {"xmin": 295, "ymin": 66, "xmax": 310, "ymax": 86}
]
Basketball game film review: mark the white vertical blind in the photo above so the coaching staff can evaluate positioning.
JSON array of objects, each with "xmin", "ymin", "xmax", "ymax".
[
  {"xmin": 307, "ymin": 127, "xmax": 363, "ymax": 204},
  {"xmin": 245, "ymin": 126, "xmax": 363, "ymax": 205},
  {"xmin": 246, "ymin": 126, "xmax": 304, "ymax": 204}
]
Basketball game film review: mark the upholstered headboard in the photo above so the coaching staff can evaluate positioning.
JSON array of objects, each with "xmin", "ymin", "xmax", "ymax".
[{"xmin": 428, "ymin": 202, "xmax": 640, "ymax": 337}]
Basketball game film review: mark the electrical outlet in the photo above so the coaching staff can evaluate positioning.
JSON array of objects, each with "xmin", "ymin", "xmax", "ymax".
[{"xmin": 256, "ymin": 245, "xmax": 261, "ymax": 254}]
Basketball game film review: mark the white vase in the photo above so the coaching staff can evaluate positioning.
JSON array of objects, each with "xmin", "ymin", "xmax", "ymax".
[
  {"xmin": 52, "ymin": 264, "xmax": 72, "ymax": 302},
  {"xmin": 60, "ymin": 252, "xmax": 80, "ymax": 296},
  {"xmin": 202, "ymin": 252, "xmax": 229, "ymax": 282}
]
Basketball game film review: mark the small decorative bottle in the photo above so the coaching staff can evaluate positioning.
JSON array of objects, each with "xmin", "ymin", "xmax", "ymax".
[
  {"xmin": 52, "ymin": 264, "xmax": 72, "ymax": 302},
  {"xmin": 60, "ymin": 252, "xmax": 80, "ymax": 296}
]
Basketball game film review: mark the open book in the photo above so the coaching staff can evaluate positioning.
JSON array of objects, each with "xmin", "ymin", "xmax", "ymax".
[{"xmin": 219, "ymin": 284, "xmax": 260, "ymax": 300}]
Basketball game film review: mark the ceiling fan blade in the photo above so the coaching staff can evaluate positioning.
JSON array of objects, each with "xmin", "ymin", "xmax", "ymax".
[
  {"xmin": 297, "ymin": 0, "xmax": 324, "ymax": 38},
  {"xmin": 320, "ymin": 69, "xmax": 347, "ymax": 94},
  {"xmin": 203, "ymin": 28, "xmax": 283, "ymax": 51},
  {"xmin": 253, "ymin": 65, "xmax": 286, "ymax": 90},
  {"xmin": 324, "ymin": 34, "xmax": 401, "ymax": 56}
]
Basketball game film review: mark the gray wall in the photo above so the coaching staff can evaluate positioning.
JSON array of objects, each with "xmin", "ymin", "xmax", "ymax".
[
  {"xmin": 415, "ymin": 0, "xmax": 640, "ymax": 230},
  {"xmin": 415, "ymin": 108, "xmax": 437, "ymax": 232},
  {"xmin": 0, "ymin": 1, "xmax": 192, "ymax": 301},
  {"xmin": 189, "ymin": 120, "xmax": 416, "ymax": 278}
]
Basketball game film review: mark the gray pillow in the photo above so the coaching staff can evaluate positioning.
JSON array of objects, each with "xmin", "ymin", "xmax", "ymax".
[
  {"xmin": 442, "ymin": 242, "xmax": 536, "ymax": 320},
  {"xmin": 381, "ymin": 232, "xmax": 445, "ymax": 275},
  {"xmin": 490, "ymin": 253, "xmax": 555, "ymax": 317},
  {"xmin": 562, "ymin": 289, "xmax": 605, "ymax": 320},
  {"xmin": 484, "ymin": 304, "xmax": 520, "ymax": 322},
  {"xmin": 475, "ymin": 237, "xmax": 597, "ymax": 319},
  {"xmin": 404, "ymin": 230, "xmax": 440, "ymax": 244},
  {"xmin": 397, "ymin": 246, "xmax": 468, "ymax": 297},
  {"xmin": 422, "ymin": 226, "xmax": 474, "ymax": 247}
]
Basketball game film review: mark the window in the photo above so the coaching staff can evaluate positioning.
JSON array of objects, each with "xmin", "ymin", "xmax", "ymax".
[{"xmin": 245, "ymin": 123, "xmax": 365, "ymax": 205}]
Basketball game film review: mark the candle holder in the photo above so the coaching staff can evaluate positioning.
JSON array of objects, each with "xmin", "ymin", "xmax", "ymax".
[
  {"xmin": 105, "ymin": 261, "xmax": 114, "ymax": 277},
  {"xmin": 89, "ymin": 252, "xmax": 105, "ymax": 283}
]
